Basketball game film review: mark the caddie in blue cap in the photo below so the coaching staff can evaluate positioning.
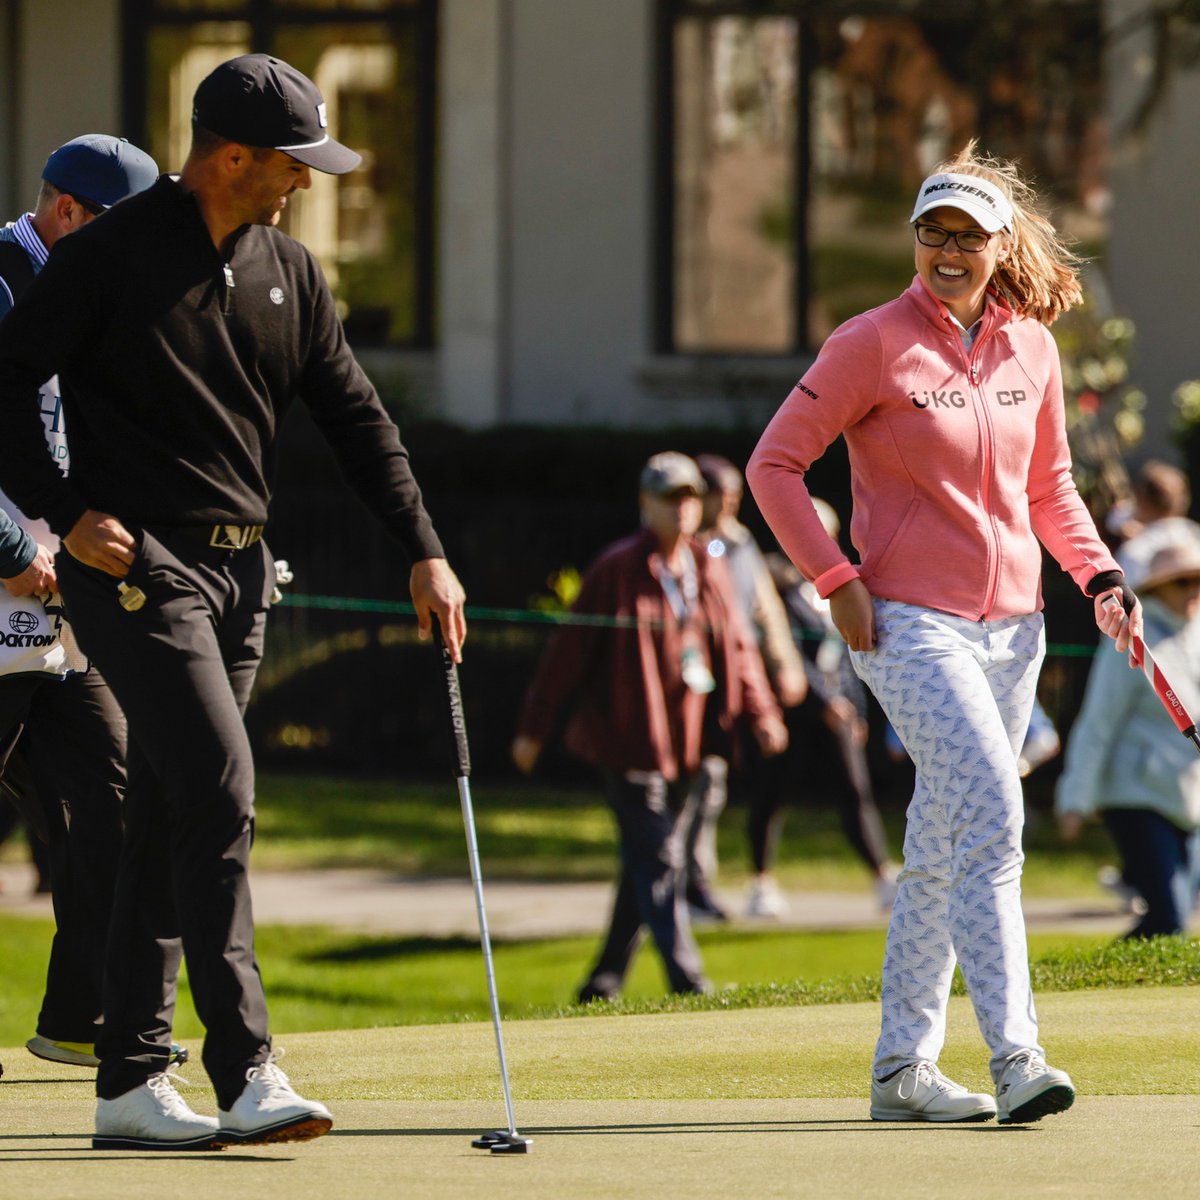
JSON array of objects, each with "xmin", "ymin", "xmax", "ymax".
[
  {"xmin": 0, "ymin": 129, "xmax": 159, "ymax": 1099},
  {"xmin": 1, "ymin": 133, "xmax": 158, "ymax": 314},
  {"xmin": 40, "ymin": 134, "xmax": 160, "ymax": 213}
]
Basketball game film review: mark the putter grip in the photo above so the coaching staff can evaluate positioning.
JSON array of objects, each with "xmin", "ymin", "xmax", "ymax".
[{"xmin": 432, "ymin": 616, "xmax": 471, "ymax": 777}]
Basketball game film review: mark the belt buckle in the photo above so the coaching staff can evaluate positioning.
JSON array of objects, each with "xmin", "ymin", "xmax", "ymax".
[{"xmin": 209, "ymin": 524, "xmax": 262, "ymax": 550}]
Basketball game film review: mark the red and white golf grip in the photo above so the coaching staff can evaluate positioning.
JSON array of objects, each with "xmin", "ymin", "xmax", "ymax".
[{"xmin": 1102, "ymin": 595, "xmax": 1200, "ymax": 754}]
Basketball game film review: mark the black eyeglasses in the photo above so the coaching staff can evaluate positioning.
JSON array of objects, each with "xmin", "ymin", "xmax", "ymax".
[
  {"xmin": 69, "ymin": 194, "xmax": 105, "ymax": 217},
  {"xmin": 914, "ymin": 223, "xmax": 996, "ymax": 253}
]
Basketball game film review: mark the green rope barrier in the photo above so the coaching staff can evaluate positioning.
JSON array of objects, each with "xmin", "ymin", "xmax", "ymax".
[{"xmin": 275, "ymin": 592, "xmax": 1105, "ymax": 658}]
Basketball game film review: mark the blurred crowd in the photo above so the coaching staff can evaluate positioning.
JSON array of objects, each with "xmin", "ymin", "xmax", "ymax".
[{"xmin": 508, "ymin": 450, "xmax": 1200, "ymax": 1004}]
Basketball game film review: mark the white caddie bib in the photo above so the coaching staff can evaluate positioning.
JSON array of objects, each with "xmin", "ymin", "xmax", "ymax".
[{"xmin": 0, "ymin": 373, "xmax": 87, "ymax": 678}]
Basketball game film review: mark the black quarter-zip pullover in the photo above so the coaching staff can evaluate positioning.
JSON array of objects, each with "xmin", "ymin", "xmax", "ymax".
[{"xmin": 0, "ymin": 176, "xmax": 443, "ymax": 564}]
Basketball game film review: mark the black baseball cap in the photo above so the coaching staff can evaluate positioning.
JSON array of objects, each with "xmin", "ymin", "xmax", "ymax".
[
  {"xmin": 41, "ymin": 135, "xmax": 159, "ymax": 209},
  {"xmin": 192, "ymin": 54, "xmax": 362, "ymax": 176}
]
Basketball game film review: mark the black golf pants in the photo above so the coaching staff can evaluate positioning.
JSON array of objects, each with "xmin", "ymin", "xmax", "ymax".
[
  {"xmin": 0, "ymin": 669, "xmax": 126, "ymax": 1042},
  {"xmin": 58, "ymin": 527, "xmax": 273, "ymax": 1109}
]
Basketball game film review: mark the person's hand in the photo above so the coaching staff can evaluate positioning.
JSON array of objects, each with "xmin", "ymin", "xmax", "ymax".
[
  {"xmin": 63, "ymin": 510, "xmax": 136, "ymax": 578},
  {"xmin": 2, "ymin": 543, "xmax": 57, "ymax": 596},
  {"xmin": 411, "ymin": 557, "xmax": 467, "ymax": 663},
  {"xmin": 823, "ymin": 695, "xmax": 867, "ymax": 744},
  {"xmin": 1094, "ymin": 587, "xmax": 1142, "ymax": 656},
  {"xmin": 1057, "ymin": 811, "xmax": 1085, "ymax": 843},
  {"xmin": 511, "ymin": 735, "xmax": 542, "ymax": 774},
  {"xmin": 822, "ymin": 695, "xmax": 855, "ymax": 731},
  {"xmin": 775, "ymin": 664, "xmax": 808, "ymax": 708},
  {"xmin": 828, "ymin": 577, "xmax": 876, "ymax": 651},
  {"xmin": 753, "ymin": 714, "xmax": 789, "ymax": 757}
]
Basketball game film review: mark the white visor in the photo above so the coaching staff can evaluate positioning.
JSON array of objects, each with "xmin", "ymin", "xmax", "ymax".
[{"xmin": 910, "ymin": 171, "xmax": 1013, "ymax": 233}]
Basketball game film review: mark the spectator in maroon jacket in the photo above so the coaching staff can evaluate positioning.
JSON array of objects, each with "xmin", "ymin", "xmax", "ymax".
[{"xmin": 512, "ymin": 452, "xmax": 787, "ymax": 1002}]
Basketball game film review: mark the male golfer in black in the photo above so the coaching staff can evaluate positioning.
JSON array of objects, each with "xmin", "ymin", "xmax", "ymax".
[{"xmin": 0, "ymin": 54, "xmax": 466, "ymax": 1151}]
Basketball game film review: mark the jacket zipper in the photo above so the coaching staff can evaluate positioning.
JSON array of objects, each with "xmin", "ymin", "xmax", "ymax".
[
  {"xmin": 222, "ymin": 263, "xmax": 235, "ymax": 315},
  {"xmin": 952, "ymin": 308, "xmax": 1002, "ymax": 620}
]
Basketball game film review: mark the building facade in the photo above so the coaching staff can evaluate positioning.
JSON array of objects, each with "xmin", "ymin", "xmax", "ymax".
[{"xmin": 0, "ymin": 0, "xmax": 1193, "ymax": 451}]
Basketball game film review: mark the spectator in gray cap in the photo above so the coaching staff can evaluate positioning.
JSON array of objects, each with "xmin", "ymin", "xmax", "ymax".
[
  {"xmin": 0, "ymin": 132, "xmax": 159, "ymax": 1078},
  {"xmin": 512, "ymin": 451, "xmax": 786, "ymax": 1003}
]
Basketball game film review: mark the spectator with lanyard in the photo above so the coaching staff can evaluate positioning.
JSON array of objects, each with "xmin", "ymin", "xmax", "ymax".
[
  {"xmin": 512, "ymin": 452, "xmax": 787, "ymax": 1003},
  {"xmin": 0, "ymin": 56, "xmax": 465, "ymax": 1151},
  {"xmin": 748, "ymin": 141, "xmax": 1140, "ymax": 1125},
  {"xmin": 0, "ymin": 135, "xmax": 162, "ymax": 1071}
]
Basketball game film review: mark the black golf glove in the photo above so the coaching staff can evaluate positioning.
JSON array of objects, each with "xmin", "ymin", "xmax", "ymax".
[{"xmin": 1086, "ymin": 569, "xmax": 1137, "ymax": 613}]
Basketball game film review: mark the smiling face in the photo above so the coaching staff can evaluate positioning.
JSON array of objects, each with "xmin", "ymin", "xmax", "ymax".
[
  {"xmin": 913, "ymin": 205, "xmax": 1008, "ymax": 327},
  {"xmin": 230, "ymin": 148, "xmax": 312, "ymax": 227}
]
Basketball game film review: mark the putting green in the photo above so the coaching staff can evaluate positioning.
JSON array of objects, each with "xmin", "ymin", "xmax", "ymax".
[{"xmin": 2, "ymin": 988, "xmax": 1197, "ymax": 1199}]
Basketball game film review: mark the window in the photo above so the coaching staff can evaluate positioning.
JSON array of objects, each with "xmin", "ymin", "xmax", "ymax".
[
  {"xmin": 660, "ymin": 1, "xmax": 1107, "ymax": 355},
  {"xmin": 125, "ymin": 0, "xmax": 436, "ymax": 348}
]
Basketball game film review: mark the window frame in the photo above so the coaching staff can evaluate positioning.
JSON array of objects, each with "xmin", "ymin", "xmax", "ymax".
[
  {"xmin": 121, "ymin": 0, "xmax": 438, "ymax": 350},
  {"xmin": 654, "ymin": 0, "xmax": 811, "ymax": 357},
  {"xmin": 655, "ymin": 0, "xmax": 1105, "ymax": 358}
]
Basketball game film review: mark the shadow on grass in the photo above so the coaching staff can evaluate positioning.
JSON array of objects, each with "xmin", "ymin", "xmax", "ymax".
[
  {"xmin": 297, "ymin": 932, "xmax": 577, "ymax": 964},
  {"xmin": 330, "ymin": 1120, "xmax": 1031, "ymax": 1137},
  {"xmin": 0, "ymin": 1077, "xmax": 98, "ymax": 1087},
  {"xmin": 303, "ymin": 935, "xmax": 483, "ymax": 962},
  {"xmin": 0, "ymin": 1137, "xmax": 286, "ymax": 1161}
]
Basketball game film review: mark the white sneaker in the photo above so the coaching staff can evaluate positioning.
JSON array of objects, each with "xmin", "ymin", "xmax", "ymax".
[
  {"xmin": 216, "ymin": 1057, "xmax": 333, "ymax": 1145},
  {"xmin": 1097, "ymin": 865, "xmax": 1147, "ymax": 916},
  {"xmin": 746, "ymin": 877, "xmax": 788, "ymax": 918},
  {"xmin": 94, "ymin": 1073, "xmax": 220, "ymax": 1150},
  {"xmin": 870, "ymin": 1061, "xmax": 997, "ymax": 1123},
  {"xmin": 995, "ymin": 1050, "xmax": 1075, "ymax": 1124}
]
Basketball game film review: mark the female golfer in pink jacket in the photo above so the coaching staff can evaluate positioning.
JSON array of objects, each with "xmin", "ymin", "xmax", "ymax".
[{"xmin": 748, "ymin": 142, "xmax": 1140, "ymax": 1125}]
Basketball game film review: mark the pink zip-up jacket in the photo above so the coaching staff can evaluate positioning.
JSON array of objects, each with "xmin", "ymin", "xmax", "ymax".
[{"xmin": 747, "ymin": 277, "xmax": 1119, "ymax": 622}]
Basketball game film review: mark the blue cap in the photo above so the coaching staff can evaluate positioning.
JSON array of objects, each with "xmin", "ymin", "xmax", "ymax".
[{"xmin": 41, "ymin": 135, "xmax": 159, "ymax": 210}]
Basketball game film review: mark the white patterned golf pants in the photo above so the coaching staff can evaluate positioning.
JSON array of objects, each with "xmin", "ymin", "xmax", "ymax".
[{"xmin": 851, "ymin": 600, "xmax": 1044, "ymax": 1083}]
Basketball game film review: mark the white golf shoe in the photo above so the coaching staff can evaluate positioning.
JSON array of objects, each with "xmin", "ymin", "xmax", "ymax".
[
  {"xmin": 94, "ymin": 1073, "xmax": 221, "ymax": 1150},
  {"xmin": 870, "ymin": 1061, "xmax": 997, "ymax": 1123},
  {"xmin": 746, "ymin": 877, "xmax": 788, "ymax": 918},
  {"xmin": 995, "ymin": 1050, "xmax": 1075, "ymax": 1124},
  {"xmin": 216, "ymin": 1057, "xmax": 333, "ymax": 1145}
]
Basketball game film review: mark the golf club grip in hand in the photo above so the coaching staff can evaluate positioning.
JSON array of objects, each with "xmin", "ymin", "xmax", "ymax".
[
  {"xmin": 1102, "ymin": 596, "xmax": 1200, "ymax": 746},
  {"xmin": 432, "ymin": 615, "xmax": 472, "ymax": 778}
]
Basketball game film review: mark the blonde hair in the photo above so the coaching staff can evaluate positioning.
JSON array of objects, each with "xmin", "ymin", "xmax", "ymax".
[{"xmin": 931, "ymin": 140, "xmax": 1083, "ymax": 326}]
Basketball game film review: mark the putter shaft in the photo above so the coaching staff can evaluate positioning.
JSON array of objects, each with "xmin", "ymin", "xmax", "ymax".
[
  {"xmin": 432, "ymin": 616, "xmax": 531, "ymax": 1152},
  {"xmin": 457, "ymin": 773, "xmax": 519, "ymax": 1137}
]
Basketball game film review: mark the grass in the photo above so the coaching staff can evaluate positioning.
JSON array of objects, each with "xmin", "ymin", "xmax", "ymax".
[
  {"xmin": 2, "ymin": 907, "xmax": 1196, "ymax": 1046},
  {"xmin": 238, "ymin": 772, "xmax": 1124, "ymax": 899},
  {"xmin": 1, "ymin": 771, "xmax": 1195, "ymax": 1199},
  {"xmin": 0, "ymin": 771, "xmax": 1126, "ymax": 896},
  {"xmin": 3, "ymin": 994, "xmax": 1200, "ymax": 1200}
]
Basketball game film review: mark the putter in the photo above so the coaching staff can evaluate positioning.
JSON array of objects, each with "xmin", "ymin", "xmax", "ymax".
[
  {"xmin": 431, "ymin": 616, "xmax": 532, "ymax": 1155},
  {"xmin": 1103, "ymin": 595, "xmax": 1200, "ymax": 754}
]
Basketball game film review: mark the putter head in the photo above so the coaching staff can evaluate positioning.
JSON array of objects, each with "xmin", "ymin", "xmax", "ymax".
[{"xmin": 472, "ymin": 1129, "xmax": 533, "ymax": 1154}]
